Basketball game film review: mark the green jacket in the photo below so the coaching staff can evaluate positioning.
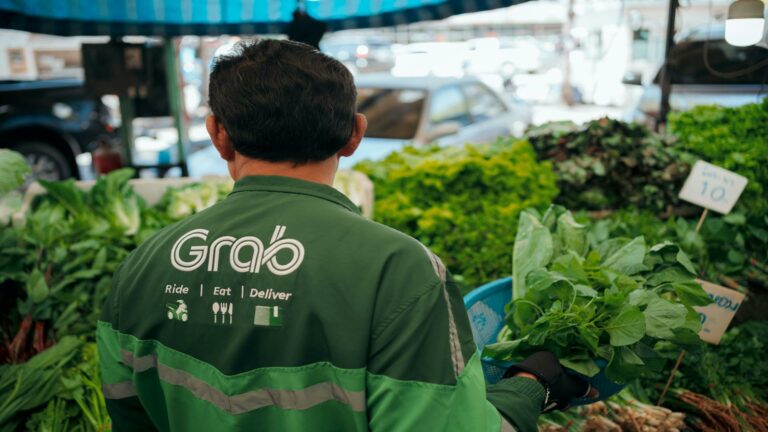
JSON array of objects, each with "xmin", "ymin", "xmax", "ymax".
[{"xmin": 97, "ymin": 175, "xmax": 543, "ymax": 432}]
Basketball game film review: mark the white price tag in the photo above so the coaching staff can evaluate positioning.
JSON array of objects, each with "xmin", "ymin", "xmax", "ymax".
[
  {"xmin": 678, "ymin": 161, "xmax": 748, "ymax": 214},
  {"xmin": 694, "ymin": 279, "xmax": 745, "ymax": 345}
]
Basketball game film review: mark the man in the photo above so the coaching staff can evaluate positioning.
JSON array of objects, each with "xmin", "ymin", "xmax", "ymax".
[{"xmin": 97, "ymin": 39, "xmax": 590, "ymax": 432}]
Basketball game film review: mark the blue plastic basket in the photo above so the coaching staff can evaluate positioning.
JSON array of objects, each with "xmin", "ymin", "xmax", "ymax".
[{"xmin": 464, "ymin": 277, "xmax": 624, "ymax": 405}]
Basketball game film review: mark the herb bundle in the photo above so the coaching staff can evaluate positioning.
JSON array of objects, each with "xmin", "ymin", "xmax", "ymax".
[{"xmin": 484, "ymin": 206, "xmax": 712, "ymax": 383}]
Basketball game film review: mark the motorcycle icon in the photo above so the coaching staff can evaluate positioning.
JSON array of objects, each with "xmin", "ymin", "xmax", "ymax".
[{"xmin": 166, "ymin": 300, "xmax": 189, "ymax": 322}]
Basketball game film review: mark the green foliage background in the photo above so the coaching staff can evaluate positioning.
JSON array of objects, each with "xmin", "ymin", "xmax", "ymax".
[
  {"xmin": 525, "ymin": 118, "xmax": 690, "ymax": 212},
  {"xmin": 669, "ymin": 99, "xmax": 768, "ymax": 215},
  {"xmin": 355, "ymin": 139, "xmax": 558, "ymax": 289}
]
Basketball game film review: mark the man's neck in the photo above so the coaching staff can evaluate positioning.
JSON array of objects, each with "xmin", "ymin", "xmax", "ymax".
[{"xmin": 230, "ymin": 155, "xmax": 338, "ymax": 186}]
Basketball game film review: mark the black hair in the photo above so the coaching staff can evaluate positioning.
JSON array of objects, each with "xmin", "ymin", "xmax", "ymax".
[{"xmin": 208, "ymin": 39, "xmax": 356, "ymax": 164}]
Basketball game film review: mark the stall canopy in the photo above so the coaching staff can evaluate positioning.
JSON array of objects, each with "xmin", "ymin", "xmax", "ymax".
[{"xmin": 0, "ymin": 0, "xmax": 521, "ymax": 36}]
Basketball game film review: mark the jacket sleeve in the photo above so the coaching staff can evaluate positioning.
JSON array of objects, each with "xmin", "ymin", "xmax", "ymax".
[
  {"xmin": 365, "ymin": 260, "xmax": 544, "ymax": 432},
  {"xmin": 97, "ymin": 263, "xmax": 158, "ymax": 432}
]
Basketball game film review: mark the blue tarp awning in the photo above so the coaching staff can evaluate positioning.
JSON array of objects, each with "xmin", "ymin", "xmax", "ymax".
[{"xmin": 0, "ymin": 0, "xmax": 520, "ymax": 36}]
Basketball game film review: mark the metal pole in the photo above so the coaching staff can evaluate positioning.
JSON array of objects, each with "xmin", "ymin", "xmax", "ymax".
[
  {"xmin": 118, "ymin": 96, "xmax": 135, "ymax": 169},
  {"xmin": 164, "ymin": 38, "xmax": 189, "ymax": 176},
  {"xmin": 561, "ymin": 0, "xmax": 575, "ymax": 106},
  {"xmin": 657, "ymin": 0, "xmax": 678, "ymax": 132}
]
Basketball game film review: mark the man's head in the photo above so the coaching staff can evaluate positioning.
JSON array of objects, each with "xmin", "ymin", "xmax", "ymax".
[{"xmin": 206, "ymin": 39, "xmax": 366, "ymax": 175}]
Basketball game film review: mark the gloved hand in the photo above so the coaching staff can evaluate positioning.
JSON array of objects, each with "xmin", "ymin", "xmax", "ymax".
[{"xmin": 504, "ymin": 351, "xmax": 594, "ymax": 412}]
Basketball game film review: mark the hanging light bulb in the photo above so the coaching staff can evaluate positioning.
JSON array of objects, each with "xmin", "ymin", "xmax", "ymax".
[{"xmin": 725, "ymin": 0, "xmax": 766, "ymax": 46}]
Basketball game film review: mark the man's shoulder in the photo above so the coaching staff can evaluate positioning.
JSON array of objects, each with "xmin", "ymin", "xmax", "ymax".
[
  {"xmin": 344, "ymin": 213, "xmax": 439, "ymax": 264},
  {"xmin": 349, "ymin": 217, "xmax": 446, "ymax": 293}
]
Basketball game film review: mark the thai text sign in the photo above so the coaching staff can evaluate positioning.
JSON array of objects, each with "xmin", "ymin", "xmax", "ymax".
[{"xmin": 695, "ymin": 279, "xmax": 745, "ymax": 345}]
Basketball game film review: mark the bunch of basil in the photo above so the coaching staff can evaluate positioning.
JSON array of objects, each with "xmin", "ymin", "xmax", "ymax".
[{"xmin": 484, "ymin": 206, "xmax": 713, "ymax": 383}]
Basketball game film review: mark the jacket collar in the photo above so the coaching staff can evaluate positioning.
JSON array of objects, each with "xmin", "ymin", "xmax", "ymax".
[{"xmin": 230, "ymin": 175, "xmax": 361, "ymax": 215}]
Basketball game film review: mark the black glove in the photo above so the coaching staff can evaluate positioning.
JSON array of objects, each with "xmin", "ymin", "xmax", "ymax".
[{"xmin": 504, "ymin": 351, "xmax": 593, "ymax": 412}]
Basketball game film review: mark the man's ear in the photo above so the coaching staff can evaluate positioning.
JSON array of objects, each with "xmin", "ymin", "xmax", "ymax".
[
  {"xmin": 206, "ymin": 115, "xmax": 236, "ymax": 161},
  {"xmin": 338, "ymin": 114, "xmax": 367, "ymax": 157}
]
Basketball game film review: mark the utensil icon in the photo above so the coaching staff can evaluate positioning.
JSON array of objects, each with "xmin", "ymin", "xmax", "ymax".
[
  {"xmin": 213, "ymin": 303, "xmax": 220, "ymax": 323},
  {"xmin": 229, "ymin": 303, "xmax": 233, "ymax": 324},
  {"xmin": 220, "ymin": 303, "xmax": 228, "ymax": 324}
]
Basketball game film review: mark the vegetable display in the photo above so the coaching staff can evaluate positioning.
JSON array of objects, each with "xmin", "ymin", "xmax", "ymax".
[
  {"xmin": 0, "ymin": 99, "xmax": 765, "ymax": 430},
  {"xmin": 0, "ymin": 167, "xmax": 231, "ymax": 429},
  {"xmin": 1, "ymin": 169, "xmax": 146, "ymax": 363},
  {"xmin": 637, "ymin": 321, "xmax": 768, "ymax": 431},
  {"xmin": 151, "ymin": 179, "xmax": 233, "ymax": 225},
  {"xmin": 355, "ymin": 139, "xmax": 558, "ymax": 289},
  {"xmin": 0, "ymin": 336, "xmax": 82, "ymax": 430},
  {"xmin": 589, "ymin": 209, "xmax": 768, "ymax": 323},
  {"xmin": 484, "ymin": 206, "xmax": 712, "ymax": 383},
  {"xmin": 669, "ymin": 99, "xmax": 768, "ymax": 216},
  {"xmin": 540, "ymin": 389, "xmax": 688, "ymax": 432},
  {"xmin": 524, "ymin": 118, "xmax": 690, "ymax": 213},
  {"xmin": 24, "ymin": 343, "xmax": 110, "ymax": 432}
]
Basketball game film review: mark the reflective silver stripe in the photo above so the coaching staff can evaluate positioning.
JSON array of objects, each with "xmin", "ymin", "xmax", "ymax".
[
  {"xmin": 102, "ymin": 381, "xmax": 137, "ymax": 399},
  {"xmin": 500, "ymin": 416, "xmax": 517, "ymax": 432},
  {"xmin": 119, "ymin": 350, "xmax": 365, "ymax": 413},
  {"xmin": 121, "ymin": 350, "xmax": 156, "ymax": 372},
  {"xmin": 420, "ymin": 244, "xmax": 446, "ymax": 284},
  {"xmin": 419, "ymin": 245, "xmax": 465, "ymax": 376},
  {"xmin": 442, "ymin": 283, "xmax": 466, "ymax": 376}
]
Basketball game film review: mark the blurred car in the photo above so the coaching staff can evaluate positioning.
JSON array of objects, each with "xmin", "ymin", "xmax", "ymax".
[
  {"xmin": 188, "ymin": 74, "xmax": 531, "ymax": 176},
  {"xmin": 0, "ymin": 78, "xmax": 115, "ymax": 180},
  {"xmin": 390, "ymin": 42, "xmax": 469, "ymax": 78},
  {"xmin": 321, "ymin": 39, "xmax": 394, "ymax": 75},
  {"xmin": 464, "ymin": 37, "xmax": 543, "ymax": 77},
  {"xmin": 340, "ymin": 74, "xmax": 531, "ymax": 168},
  {"xmin": 624, "ymin": 25, "xmax": 768, "ymax": 125}
]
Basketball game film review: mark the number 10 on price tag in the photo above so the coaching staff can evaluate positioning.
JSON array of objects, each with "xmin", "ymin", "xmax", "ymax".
[{"xmin": 678, "ymin": 161, "xmax": 748, "ymax": 215}]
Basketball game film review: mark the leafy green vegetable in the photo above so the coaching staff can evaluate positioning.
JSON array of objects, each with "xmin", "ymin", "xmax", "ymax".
[
  {"xmin": 603, "ymin": 237, "xmax": 646, "ymax": 275},
  {"xmin": 588, "ymin": 208, "xmax": 768, "ymax": 304},
  {"xmin": 513, "ymin": 211, "xmax": 554, "ymax": 299},
  {"xmin": 525, "ymin": 118, "xmax": 691, "ymax": 212},
  {"xmin": 639, "ymin": 321, "xmax": 768, "ymax": 418},
  {"xmin": 0, "ymin": 337, "xmax": 81, "ymax": 428},
  {"xmin": 25, "ymin": 343, "xmax": 110, "ymax": 432},
  {"xmin": 153, "ymin": 179, "xmax": 232, "ymax": 222},
  {"xmin": 0, "ymin": 170, "xmax": 235, "ymax": 348},
  {"xmin": 484, "ymin": 206, "xmax": 712, "ymax": 383},
  {"xmin": 0, "ymin": 170, "xmax": 238, "ymax": 427},
  {"xmin": 355, "ymin": 139, "xmax": 558, "ymax": 290},
  {"xmin": 0, "ymin": 149, "xmax": 31, "ymax": 224},
  {"xmin": 605, "ymin": 307, "xmax": 646, "ymax": 346},
  {"xmin": 0, "ymin": 149, "xmax": 30, "ymax": 197},
  {"xmin": 669, "ymin": 99, "xmax": 768, "ymax": 215},
  {"xmin": 25, "ymin": 270, "xmax": 49, "ymax": 304},
  {"xmin": 643, "ymin": 298, "xmax": 687, "ymax": 339}
]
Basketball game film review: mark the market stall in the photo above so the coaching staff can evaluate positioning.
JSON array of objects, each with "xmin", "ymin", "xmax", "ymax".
[
  {"xmin": 1, "ymin": 0, "xmax": 767, "ymax": 430},
  {"xmin": 3, "ymin": 98, "xmax": 767, "ymax": 431}
]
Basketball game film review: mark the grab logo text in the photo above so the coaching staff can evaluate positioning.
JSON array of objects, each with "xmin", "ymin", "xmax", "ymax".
[{"xmin": 170, "ymin": 225, "xmax": 305, "ymax": 275}]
